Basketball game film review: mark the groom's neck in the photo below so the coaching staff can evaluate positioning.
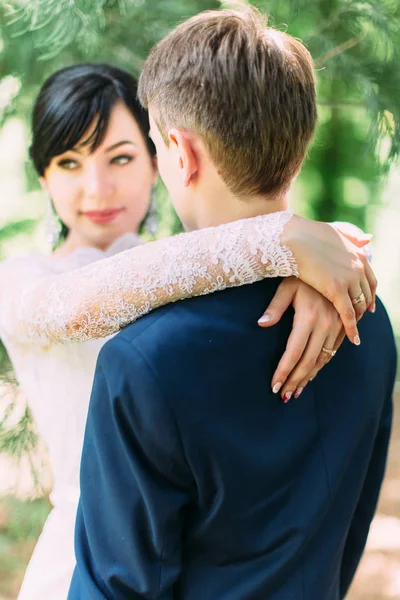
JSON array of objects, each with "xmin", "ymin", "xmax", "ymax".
[{"xmin": 188, "ymin": 183, "xmax": 290, "ymax": 230}]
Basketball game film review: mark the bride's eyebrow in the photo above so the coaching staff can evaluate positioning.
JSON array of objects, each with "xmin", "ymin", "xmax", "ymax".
[
  {"xmin": 59, "ymin": 140, "xmax": 138, "ymax": 157},
  {"xmin": 105, "ymin": 140, "xmax": 138, "ymax": 152}
]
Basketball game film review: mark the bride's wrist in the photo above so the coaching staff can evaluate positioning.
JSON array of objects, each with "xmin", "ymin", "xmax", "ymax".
[{"xmin": 280, "ymin": 214, "xmax": 312, "ymax": 253}]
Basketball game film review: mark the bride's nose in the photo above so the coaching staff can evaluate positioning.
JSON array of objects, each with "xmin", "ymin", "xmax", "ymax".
[{"xmin": 84, "ymin": 162, "xmax": 115, "ymax": 204}]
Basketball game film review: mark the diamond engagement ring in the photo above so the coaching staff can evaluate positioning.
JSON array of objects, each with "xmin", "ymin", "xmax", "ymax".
[{"xmin": 322, "ymin": 347, "xmax": 336, "ymax": 358}]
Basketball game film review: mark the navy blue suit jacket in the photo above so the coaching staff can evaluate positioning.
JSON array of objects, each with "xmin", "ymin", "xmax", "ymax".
[{"xmin": 68, "ymin": 279, "xmax": 396, "ymax": 599}]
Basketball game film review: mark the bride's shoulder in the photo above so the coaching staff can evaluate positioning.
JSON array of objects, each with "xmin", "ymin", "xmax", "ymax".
[
  {"xmin": 0, "ymin": 251, "xmax": 53, "ymax": 279},
  {"xmin": 0, "ymin": 232, "xmax": 143, "ymax": 279}
]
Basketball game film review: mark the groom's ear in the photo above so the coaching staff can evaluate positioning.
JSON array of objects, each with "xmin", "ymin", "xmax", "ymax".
[{"xmin": 168, "ymin": 129, "xmax": 199, "ymax": 187}]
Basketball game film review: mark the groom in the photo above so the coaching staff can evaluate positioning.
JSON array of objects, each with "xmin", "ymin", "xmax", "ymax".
[{"xmin": 69, "ymin": 7, "xmax": 396, "ymax": 599}]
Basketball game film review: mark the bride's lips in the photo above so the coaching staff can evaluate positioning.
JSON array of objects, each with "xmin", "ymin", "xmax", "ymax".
[{"xmin": 83, "ymin": 208, "xmax": 124, "ymax": 224}]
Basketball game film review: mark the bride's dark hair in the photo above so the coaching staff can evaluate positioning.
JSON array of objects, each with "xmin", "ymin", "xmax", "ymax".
[{"xmin": 29, "ymin": 63, "xmax": 156, "ymax": 239}]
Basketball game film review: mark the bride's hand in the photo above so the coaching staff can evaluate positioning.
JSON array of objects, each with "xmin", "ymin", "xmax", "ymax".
[
  {"xmin": 280, "ymin": 215, "xmax": 377, "ymax": 345},
  {"xmin": 258, "ymin": 278, "xmax": 343, "ymax": 401}
]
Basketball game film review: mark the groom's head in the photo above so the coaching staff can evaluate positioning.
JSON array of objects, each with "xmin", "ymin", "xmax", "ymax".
[{"xmin": 139, "ymin": 6, "xmax": 317, "ymax": 230}]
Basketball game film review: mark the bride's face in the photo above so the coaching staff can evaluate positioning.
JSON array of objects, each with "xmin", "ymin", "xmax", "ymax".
[{"xmin": 40, "ymin": 101, "xmax": 157, "ymax": 250}]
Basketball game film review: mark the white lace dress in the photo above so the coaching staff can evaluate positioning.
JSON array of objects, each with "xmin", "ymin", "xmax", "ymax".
[{"xmin": 0, "ymin": 212, "xmax": 297, "ymax": 600}]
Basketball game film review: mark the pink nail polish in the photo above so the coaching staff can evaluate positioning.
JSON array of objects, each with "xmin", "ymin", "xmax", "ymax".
[
  {"xmin": 353, "ymin": 335, "xmax": 361, "ymax": 346},
  {"xmin": 294, "ymin": 387, "xmax": 304, "ymax": 399},
  {"xmin": 272, "ymin": 382, "xmax": 283, "ymax": 394}
]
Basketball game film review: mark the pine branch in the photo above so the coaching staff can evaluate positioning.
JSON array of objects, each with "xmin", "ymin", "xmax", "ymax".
[
  {"xmin": 6, "ymin": 0, "xmax": 127, "ymax": 57},
  {"xmin": 306, "ymin": 4, "xmax": 352, "ymax": 39},
  {"xmin": 315, "ymin": 32, "xmax": 367, "ymax": 66},
  {"xmin": 0, "ymin": 397, "xmax": 38, "ymax": 460}
]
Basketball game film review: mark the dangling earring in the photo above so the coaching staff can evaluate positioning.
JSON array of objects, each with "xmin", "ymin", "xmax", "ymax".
[
  {"xmin": 145, "ymin": 187, "xmax": 158, "ymax": 238},
  {"xmin": 45, "ymin": 197, "xmax": 61, "ymax": 250}
]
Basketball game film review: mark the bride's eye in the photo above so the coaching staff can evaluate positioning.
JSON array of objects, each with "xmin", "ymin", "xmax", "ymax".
[
  {"xmin": 111, "ymin": 155, "xmax": 134, "ymax": 166},
  {"xmin": 57, "ymin": 159, "xmax": 79, "ymax": 171}
]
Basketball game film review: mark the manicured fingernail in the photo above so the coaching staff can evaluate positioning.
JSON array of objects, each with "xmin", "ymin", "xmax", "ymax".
[
  {"xmin": 371, "ymin": 304, "xmax": 376, "ymax": 313},
  {"xmin": 283, "ymin": 392, "xmax": 292, "ymax": 403},
  {"xmin": 272, "ymin": 382, "xmax": 283, "ymax": 394},
  {"xmin": 354, "ymin": 335, "xmax": 361, "ymax": 346},
  {"xmin": 309, "ymin": 377, "xmax": 314, "ymax": 382},
  {"xmin": 258, "ymin": 314, "xmax": 271, "ymax": 324},
  {"xmin": 294, "ymin": 387, "xmax": 304, "ymax": 399}
]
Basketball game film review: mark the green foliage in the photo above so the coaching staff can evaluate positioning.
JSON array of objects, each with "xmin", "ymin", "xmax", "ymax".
[
  {"xmin": 0, "ymin": 220, "xmax": 37, "ymax": 253},
  {"xmin": 253, "ymin": 0, "xmax": 400, "ymax": 226},
  {"xmin": 0, "ymin": 496, "xmax": 50, "ymax": 596},
  {"xmin": 0, "ymin": 400, "xmax": 39, "ymax": 461},
  {"xmin": 0, "ymin": 381, "xmax": 42, "ymax": 495},
  {"xmin": 1, "ymin": 0, "xmax": 220, "ymax": 112},
  {"xmin": 1, "ymin": 0, "xmax": 398, "ymax": 228},
  {"xmin": 6, "ymin": 0, "xmax": 220, "ymax": 60},
  {"xmin": 0, "ymin": 496, "xmax": 49, "ymax": 542}
]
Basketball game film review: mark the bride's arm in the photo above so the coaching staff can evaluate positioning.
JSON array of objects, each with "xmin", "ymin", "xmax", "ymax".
[
  {"xmin": 0, "ymin": 210, "xmax": 375, "ymax": 347},
  {"xmin": 0, "ymin": 211, "xmax": 295, "ymax": 346}
]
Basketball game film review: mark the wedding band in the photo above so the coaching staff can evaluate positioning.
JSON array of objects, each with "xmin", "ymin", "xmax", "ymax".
[
  {"xmin": 352, "ymin": 292, "xmax": 366, "ymax": 306},
  {"xmin": 322, "ymin": 347, "xmax": 336, "ymax": 357}
]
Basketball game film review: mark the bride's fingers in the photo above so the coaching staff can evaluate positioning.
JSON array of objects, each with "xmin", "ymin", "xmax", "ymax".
[
  {"xmin": 258, "ymin": 278, "xmax": 296, "ymax": 327},
  {"xmin": 332, "ymin": 328, "xmax": 346, "ymax": 353},
  {"xmin": 360, "ymin": 276, "xmax": 372, "ymax": 313},
  {"xmin": 363, "ymin": 259, "xmax": 378, "ymax": 312},
  {"xmin": 329, "ymin": 290, "xmax": 359, "ymax": 346},
  {"xmin": 279, "ymin": 324, "xmax": 338, "ymax": 402},
  {"xmin": 349, "ymin": 285, "xmax": 366, "ymax": 321},
  {"xmin": 271, "ymin": 314, "xmax": 312, "ymax": 395},
  {"xmin": 341, "ymin": 232, "xmax": 373, "ymax": 248},
  {"xmin": 328, "ymin": 248, "xmax": 377, "ymax": 343},
  {"xmin": 349, "ymin": 273, "xmax": 372, "ymax": 322},
  {"xmin": 353, "ymin": 251, "xmax": 376, "ymax": 313},
  {"xmin": 296, "ymin": 328, "xmax": 346, "ymax": 392},
  {"xmin": 329, "ymin": 222, "xmax": 373, "ymax": 248}
]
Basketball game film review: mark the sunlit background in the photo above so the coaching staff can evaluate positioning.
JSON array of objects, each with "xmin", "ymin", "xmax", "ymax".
[{"xmin": 0, "ymin": 1, "xmax": 399, "ymax": 599}]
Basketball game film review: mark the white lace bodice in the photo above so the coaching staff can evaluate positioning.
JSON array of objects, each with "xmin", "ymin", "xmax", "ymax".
[{"xmin": 3, "ymin": 234, "xmax": 145, "ymax": 506}]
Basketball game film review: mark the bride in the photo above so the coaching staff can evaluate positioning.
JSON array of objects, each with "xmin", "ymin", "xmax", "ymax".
[{"xmin": 0, "ymin": 64, "xmax": 375, "ymax": 599}]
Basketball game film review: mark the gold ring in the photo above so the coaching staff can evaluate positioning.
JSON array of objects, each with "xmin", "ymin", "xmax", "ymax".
[
  {"xmin": 352, "ymin": 292, "xmax": 366, "ymax": 306},
  {"xmin": 322, "ymin": 347, "xmax": 336, "ymax": 357}
]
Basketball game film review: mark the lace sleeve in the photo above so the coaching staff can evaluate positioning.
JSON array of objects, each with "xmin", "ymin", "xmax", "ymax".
[{"xmin": 0, "ymin": 211, "xmax": 297, "ymax": 346}]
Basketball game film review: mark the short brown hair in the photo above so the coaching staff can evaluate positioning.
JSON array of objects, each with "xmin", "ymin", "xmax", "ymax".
[{"xmin": 138, "ymin": 6, "xmax": 317, "ymax": 197}]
